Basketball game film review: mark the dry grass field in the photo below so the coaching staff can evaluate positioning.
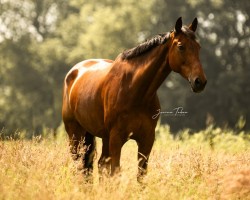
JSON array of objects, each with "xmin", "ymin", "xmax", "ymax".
[{"xmin": 0, "ymin": 126, "xmax": 250, "ymax": 200}]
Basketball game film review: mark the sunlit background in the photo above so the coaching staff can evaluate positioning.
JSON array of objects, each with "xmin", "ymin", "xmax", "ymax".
[{"xmin": 0, "ymin": 0, "xmax": 249, "ymax": 136}]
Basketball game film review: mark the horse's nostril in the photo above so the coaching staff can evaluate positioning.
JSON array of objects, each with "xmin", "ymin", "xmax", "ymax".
[{"xmin": 194, "ymin": 78, "xmax": 202, "ymax": 87}]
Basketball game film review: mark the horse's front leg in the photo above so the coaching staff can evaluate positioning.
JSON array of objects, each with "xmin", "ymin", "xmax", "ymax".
[
  {"xmin": 109, "ymin": 129, "xmax": 125, "ymax": 176},
  {"xmin": 98, "ymin": 137, "xmax": 111, "ymax": 177},
  {"xmin": 136, "ymin": 130, "xmax": 155, "ymax": 182}
]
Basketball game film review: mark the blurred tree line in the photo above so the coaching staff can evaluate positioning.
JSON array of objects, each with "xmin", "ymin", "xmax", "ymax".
[{"xmin": 0, "ymin": 0, "xmax": 249, "ymax": 136}]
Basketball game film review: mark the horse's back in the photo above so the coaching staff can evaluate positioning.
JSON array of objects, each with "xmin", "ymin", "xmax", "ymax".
[
  {"xmin": 65, "ymin": 59, "xmax": 113, "ymax": 98},
  {"xmin": 66, "ymin": 59, "xmax": 112, "ymax": 85}
]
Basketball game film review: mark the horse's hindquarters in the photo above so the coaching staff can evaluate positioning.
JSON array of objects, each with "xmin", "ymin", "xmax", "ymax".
[{"xmin": 63, "ymin": 59, "xmax": 113, "ymax": 138}]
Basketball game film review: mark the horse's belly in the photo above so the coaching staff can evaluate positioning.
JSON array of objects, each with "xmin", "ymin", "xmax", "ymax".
[{"xmin": 75, "ymin": 96, "xmax": 105, "ymax": 137}]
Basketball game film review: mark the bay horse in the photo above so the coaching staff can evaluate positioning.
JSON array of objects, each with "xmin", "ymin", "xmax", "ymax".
[{"xmin": 62, "ymin": 17, "xmax": 207, "ymax": 180}]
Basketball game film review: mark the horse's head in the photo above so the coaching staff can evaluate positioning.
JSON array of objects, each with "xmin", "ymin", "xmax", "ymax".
[{"xmin": 168, "ymin": 17, "xmax": 207, "ymax": 93}]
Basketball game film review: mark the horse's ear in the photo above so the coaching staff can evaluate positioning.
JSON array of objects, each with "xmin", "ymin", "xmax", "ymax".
[
  {"xmin": 175, "ymin": 17, "xmax": 182, "ymax": 34},
  {"xmin": 189, "ymin": 18, "xmax": 198, "ymax": 32}
]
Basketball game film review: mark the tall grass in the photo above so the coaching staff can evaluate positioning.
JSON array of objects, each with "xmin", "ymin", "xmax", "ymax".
[{"xmin": 0, "ymin": 126, "xmax": 250, "ymax": 200}]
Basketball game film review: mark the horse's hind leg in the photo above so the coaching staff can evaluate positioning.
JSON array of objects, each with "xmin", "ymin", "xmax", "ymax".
[
  {"xmin": 64, "ymin": 120, "xmax": 85, "ymax": 160},
  {"xmin": 82, "ymin": 132, "xmax": 96, "ymax": 175},
  {"xmin": 64, "ymin": 120, "xmax": 95, "ymax": 180}
]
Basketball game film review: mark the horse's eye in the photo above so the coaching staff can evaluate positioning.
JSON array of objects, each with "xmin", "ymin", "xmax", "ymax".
[{"xmin": 178, "ymin": 44, "xmax": 185, "ymax": 51}]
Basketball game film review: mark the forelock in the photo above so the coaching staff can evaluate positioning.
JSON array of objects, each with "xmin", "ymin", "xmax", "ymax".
[{"xmin": 181, "ymin": 26, "xmax": 196, "ymax": 40}]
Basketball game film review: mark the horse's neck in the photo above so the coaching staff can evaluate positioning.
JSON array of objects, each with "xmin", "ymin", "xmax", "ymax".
[{"xmin": 129, "ymin": 44, "xmax": 172, "ymax": 103}]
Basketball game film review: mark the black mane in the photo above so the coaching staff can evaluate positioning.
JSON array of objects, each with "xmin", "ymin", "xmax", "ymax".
[
  {"xmin": 121, "ymin": 32, "xmax": 171, "ymax": 60},
  {"xmin": 121, "ymin": 27, "xmax": 197, "ymax": 60}
]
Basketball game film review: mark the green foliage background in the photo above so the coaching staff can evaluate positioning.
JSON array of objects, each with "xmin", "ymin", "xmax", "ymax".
[{"xmin": 0, "ymin": 0, "xmax": 249, "ymax": 136}]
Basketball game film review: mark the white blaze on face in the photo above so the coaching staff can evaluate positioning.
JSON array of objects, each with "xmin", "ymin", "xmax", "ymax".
[{"xmin": 67, "ymin": 59, "xmax": 110, "ymax": 103}]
